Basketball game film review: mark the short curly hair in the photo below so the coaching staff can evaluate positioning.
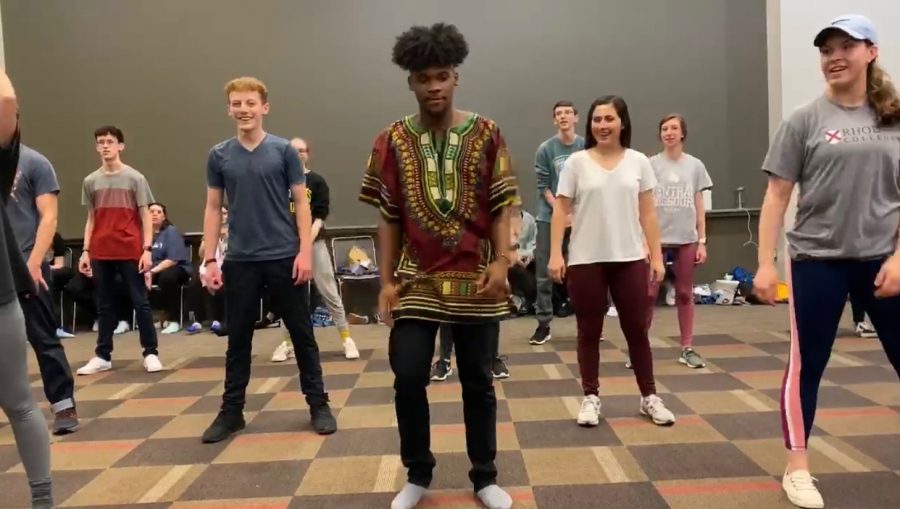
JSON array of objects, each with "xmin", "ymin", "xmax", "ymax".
[{"xmin": 391, "ymin": 23, "xmax": 469, "ymax": 72}]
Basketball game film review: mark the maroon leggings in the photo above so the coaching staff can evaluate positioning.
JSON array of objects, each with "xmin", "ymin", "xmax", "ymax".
[
  {"xmin": 648, "ymin": 243, "xmax": 697, "ymax": 348},
  {"xmin": 568, "ymin": 260, "xmax": 657, "ymax": 397}
]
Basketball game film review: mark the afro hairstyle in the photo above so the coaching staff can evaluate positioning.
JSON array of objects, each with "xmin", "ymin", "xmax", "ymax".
[{"xmin": 391, "ymin": 23, "xmax": 469, "ymax": 72}]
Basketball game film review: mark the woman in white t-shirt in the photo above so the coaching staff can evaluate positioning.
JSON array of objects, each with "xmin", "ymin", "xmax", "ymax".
[
  {"xmin": 548, "ymin": 95, "xmax": 676, "ymax": 428},
  {"xmin": 647, "ymin": 114, "xmax": 713, "ymax": 369}
]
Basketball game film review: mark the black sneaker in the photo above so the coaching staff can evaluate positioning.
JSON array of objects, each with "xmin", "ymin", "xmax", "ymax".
[
  {"xmin": 529, "ymin": 323, "xmax": 551, "ymax": 345},
  {"xmin": 492, "ymin": 356, "xmax": 510, "ymax": 379},
  {"xmin": 310, "ymin": 403, "xmax": 337, "ymax": 435},
  {"xmin": 430, "ymin": 359, "xmax": 452, "ymax": 381},
  {"xmin": 201, "ymin": 411, "xmax": 245, "ymax": 443},
  {"xmin": 52, "ymin": 407, "xmax": 80, "ymax": 435},
  {"xmin": 556, "ymin": 301, "xmax": 574, "ymax": 318}
]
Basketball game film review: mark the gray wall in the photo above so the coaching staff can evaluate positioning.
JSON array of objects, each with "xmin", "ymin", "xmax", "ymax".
[{"xmin": 2, "ymin": 0, "xmax": 769, "ymax": 236}]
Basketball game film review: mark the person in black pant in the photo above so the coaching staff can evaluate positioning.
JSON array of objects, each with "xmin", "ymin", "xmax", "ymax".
[
  {"xmin": 76, "ymin": 125, "xmax": 161, "ymax": 375},
  {"xmin": 200, "ymin": 77, "xmax": 335, "ymax": 443},
  {"xmin": 5, "ymin": 141, "xmax": 79, "ymax": 435},
  {"xmin": 147, "ymin": 202, "xmax": 191, "ymax": 334},
  {"xmin": 359, "ymin": 23, "xmax": 516, "ymax": 509}
]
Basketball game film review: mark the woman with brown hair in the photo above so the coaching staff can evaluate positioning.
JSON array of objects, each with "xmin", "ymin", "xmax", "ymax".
[
  {"xmin": 549, "ymin": 95, "xmax": 676, "ymax": 428},
  {"xmin": 755, "ymin": 14, "xmax": 900, "ymax": 508}
]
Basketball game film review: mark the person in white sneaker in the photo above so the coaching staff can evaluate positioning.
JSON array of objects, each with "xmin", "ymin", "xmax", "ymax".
[
  {"xmin": 548, "ymin": 96, "xmax": 676, "ymax": 429},
  {"xmin": 646, "ymin": 114, "xmax": 713, "ymax": 369},
  {"xmin": 848, "ymin": 291, "xmax": 877, "ymax": 338},
  {"xmin": 146, "ymin": 202, "xmax": 191, "ymax": 335},
  {"xmin": 76, "ymin": 125, "xmax": 162, "ymax": 375},
  {"xmin": 271, "ymin": 137, "xmax": 358, "ymax": 362},
  {"xmin": 754, "ymin": 15, "xmax": 900, "ymax": 509}
]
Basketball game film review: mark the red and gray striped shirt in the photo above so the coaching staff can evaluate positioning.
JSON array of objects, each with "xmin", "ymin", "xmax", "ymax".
[{"xmin": 81, "ymin": 165, "xmax": 154, "ymax": 261}]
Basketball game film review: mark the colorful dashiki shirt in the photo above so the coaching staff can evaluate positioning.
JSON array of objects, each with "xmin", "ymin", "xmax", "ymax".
[{"xmin": 359, "ymin": 113, "xmax": 518, "ymax": 323}]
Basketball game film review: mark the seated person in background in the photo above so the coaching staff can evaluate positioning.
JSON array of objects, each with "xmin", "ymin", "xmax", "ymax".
[
  {"xmin": 508, "ymin": 205, "xmax": 537, "ymax": 315},
  {"xmin": 62, "ymin": 264, "xmax": 132, "ymax": 334},
  {"xmin": 147, "ymin": 202, "xmax": 191, "ymax": 334},
  {"xmin": 186, "ymin": 206, "xmax": 227, "ymax": 335},
  {"xmin": 49, "ymin": 233, "xmax": 75, "ymax": 337}
]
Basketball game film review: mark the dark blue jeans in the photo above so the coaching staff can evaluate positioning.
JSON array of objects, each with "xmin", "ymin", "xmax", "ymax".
[
  {"xmin": 91, "ymin": 260, "xmax": 158, "ymax": 361},
  {"xmin": 19, "ymin": 263, "xmax": 75, "ymax": 412}
]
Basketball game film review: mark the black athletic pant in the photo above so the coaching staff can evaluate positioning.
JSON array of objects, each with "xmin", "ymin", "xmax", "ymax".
[
  {"xmin": 390, "ymin": 319, "xmax": 499, "ymax": 491},
  {"xmin": 221, "ymin": 257, "xmax": 326, "ymax": 413}
]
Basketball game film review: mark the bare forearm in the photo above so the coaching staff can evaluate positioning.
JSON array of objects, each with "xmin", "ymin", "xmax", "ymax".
[
  {"xmin": 151, "ymin": 260, "xmax": 176, "ymax": 273},
  {"xmin": 695, "ymin": 193, "xmax": 707, "ymax": 240},
  {"xmin": 28, "ymin": 214, "xmax": 57, "ymax": 267},
  {"xmin": 544, "ymin": 189, "xmax": 556, "ymax": 209},
  {"xmin": 202, "ymin": 207, "xmax": 222, "ymax": 262},
  {"xmin": 140, "ymin": 208, "xmax": 153, "ymax": 248},
  {"xmin": 492, "ymin": 207, "xmax": 511, "ymax": 259},
  {"xmin": 639, "ymin": 201, "xmax": 663, "ymax": 261},
  {"xmin": 82, "ymin": 214, "xmax": 94, "ymax": 250},
  {"xmin": 297, "ymin": 198, "xmax": 313, "ymax": 255},
  {"xmin": 758, "ymin": 186, "xmax": 792, "ymax": 266},
  {"xmin": 550, "ymin": 202, "xmax": 567, "ymax": 258},
  {"xmin": 378, "ymin": 219, "xmax": 400, "ymax": 285}
]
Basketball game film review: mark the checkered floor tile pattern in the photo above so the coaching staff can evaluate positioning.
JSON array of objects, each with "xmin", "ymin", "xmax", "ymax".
[{"xmin": 0, "ymin": 305, "xmax": 897, "ymax": 508}]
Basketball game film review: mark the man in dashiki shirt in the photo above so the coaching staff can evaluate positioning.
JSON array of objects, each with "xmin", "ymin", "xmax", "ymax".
[{"xmin": 358, "ymin": 23, "xmax": 516, "ymax": 509}]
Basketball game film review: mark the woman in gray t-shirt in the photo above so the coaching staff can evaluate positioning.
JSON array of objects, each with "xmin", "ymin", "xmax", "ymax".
[
  {"xmin": 648, "ymin": 114, "xmax": 713, "ymax": 369},
  {"xmin": 754, "ymin": 14, "xmax": 900, "ymax": 509}
]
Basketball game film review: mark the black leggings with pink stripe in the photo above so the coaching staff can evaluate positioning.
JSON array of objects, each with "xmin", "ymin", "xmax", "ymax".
[
  {"xmin": 568, "ymin": 260, "xmax": 657, "ymax": 397},
  {"xmin": 782, "ymin": 258, "xmax": 900, "ymax": 451}
]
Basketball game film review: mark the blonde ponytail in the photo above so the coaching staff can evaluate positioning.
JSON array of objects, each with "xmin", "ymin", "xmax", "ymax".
[{"xmin": 867, "ymin": 62, "xmax": 900, "ymax": 127}]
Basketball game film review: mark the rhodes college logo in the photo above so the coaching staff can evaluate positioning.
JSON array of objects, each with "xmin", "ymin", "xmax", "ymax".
[{"xmin": 824, "ymin": 129, "xmax": 843, "ymax": 144}]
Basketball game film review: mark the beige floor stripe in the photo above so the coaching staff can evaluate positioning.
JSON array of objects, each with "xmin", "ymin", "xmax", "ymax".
[
  {"xmin": 591, "ymin": 446, "xmax": 629, "ymax": 483},
  {"xmin": 138, "ymin": 465, "xmax": 192, "ymax": 503},
  {"xmin": 374, "ymin": 455, "xmax": 401, "ymax": 492}
]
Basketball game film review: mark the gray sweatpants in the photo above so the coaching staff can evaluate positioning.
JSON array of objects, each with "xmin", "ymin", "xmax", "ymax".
[
  {"xmin": 312, "ymin": 240, "xmax": 349, "ymax": 334},
  {"xmin": 0, "ymin": 299, "xmax": 52, "ymax": 505}
]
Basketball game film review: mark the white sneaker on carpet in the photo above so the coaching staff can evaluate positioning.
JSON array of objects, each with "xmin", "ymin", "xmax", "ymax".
[
  {"xmin": 343, "ymin": 338, "xmax": 360, "ymax": 359},
  {"xmin": 640, "ymin": 394, "xmax": 676, "ymax": 426},
  {"xmin": 854, "ymin": 321, "xmax": 877, "ymax": 338},
  {"xmin": 76, "ymin": 357, "xmax": 111, "ymax": 375},
  {"xmin": 271, "ymin": 341, "xmax": 294, "ymax": 363},
  {"xmin": 161, "ymin": 322, "xmax": 180, "ymax": 334},
  {"xmin": 114, "ymin": 320, "xmax": 129, "ymax": 335},
  {"xmin": 143, "ymin": 354, "xmax": 163, "ymax": 373},
  {"xmin": 607, "ymin": 305, "xmax": 618, "ymax": 317},
  {"xmin": 91, "ymin": 320, "xmax": 99, "ymax": 332},
  {"xmin": 576, "ymin": 394, "xmax": 601, "ymax": 427},
  {"xmin": 782, "ymin": 469, "xmax": 824, "ymax": 508}
]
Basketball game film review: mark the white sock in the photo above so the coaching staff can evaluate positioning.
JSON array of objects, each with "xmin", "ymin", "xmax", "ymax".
[
  {"xmin": 477, "ymin": 484, "xmax": 512, "ymax": 509},
  {"xmin": 391, "ymin": 482, "xmax": 427, "ymax": 509}
]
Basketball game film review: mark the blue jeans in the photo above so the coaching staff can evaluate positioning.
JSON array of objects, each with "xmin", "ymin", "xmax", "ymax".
[{"xmin": 91, "ymin": 260, "xmax": 158, "ymax": 361}]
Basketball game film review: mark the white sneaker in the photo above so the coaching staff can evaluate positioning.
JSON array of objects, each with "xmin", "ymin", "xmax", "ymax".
[
  {"xmin": 161, "ymin": 322, "xmax": 180, "ymax": 334},
  {"xmin": 114, "ymin": 320, "xmax": 130, "ymax": 335},
  {"xmin": 665, "ymin": 284, "xmax": 676, "ymax": 306},
  {"xmin": 343, "ymin": 338, "xmax": 360, "ymax": 359},
  {"xmin": 607, "ymin": 306, "xmax": 618, "ymax": 317},
  {"xmin": 640, "ymin": 394, "xmax": 676, "ymax": 426},
  {"xmin": 854, "ymin": 321, "xmax": 877, "ymax": 338},
  {"xmin": 271, "ymin": 341, "xmax": 294, "ymax": 363},
  {"xmin": 76, "ymin": 357, "xmax": 112, "ymax": 375},
  {"xmin": 91, "ymin": 320, "xmax": 99, "ymax": 332},
  {"xmin": 782, "ymin": 469, "xmax": 824, "ymax": 508},
  {"xmin": 576, "ymin": 395, "xmax": 601, "ymax": 427},
  {"xmin": 143, "ymin": 354, "xmax": 163, "ymax": 373}
]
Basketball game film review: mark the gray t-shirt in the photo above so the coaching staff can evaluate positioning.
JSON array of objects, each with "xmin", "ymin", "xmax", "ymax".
[
  {"xmin": 650, "ymin": 152, "xmax": 712, "ymax": 245},
  {"xmin": 763, "ymin": 95, "xmax": 900, "ymax": 259},
  {"xmin": 534, "ymin": 135, "xmax": 585, "ymax": 223},
  {"xmin": 6, "ymin": 144, "xmax": 60, "ymax": 260},
  {"xmin": 207, "ymin": 134, "xmax": 305, "ymax": 262}
]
